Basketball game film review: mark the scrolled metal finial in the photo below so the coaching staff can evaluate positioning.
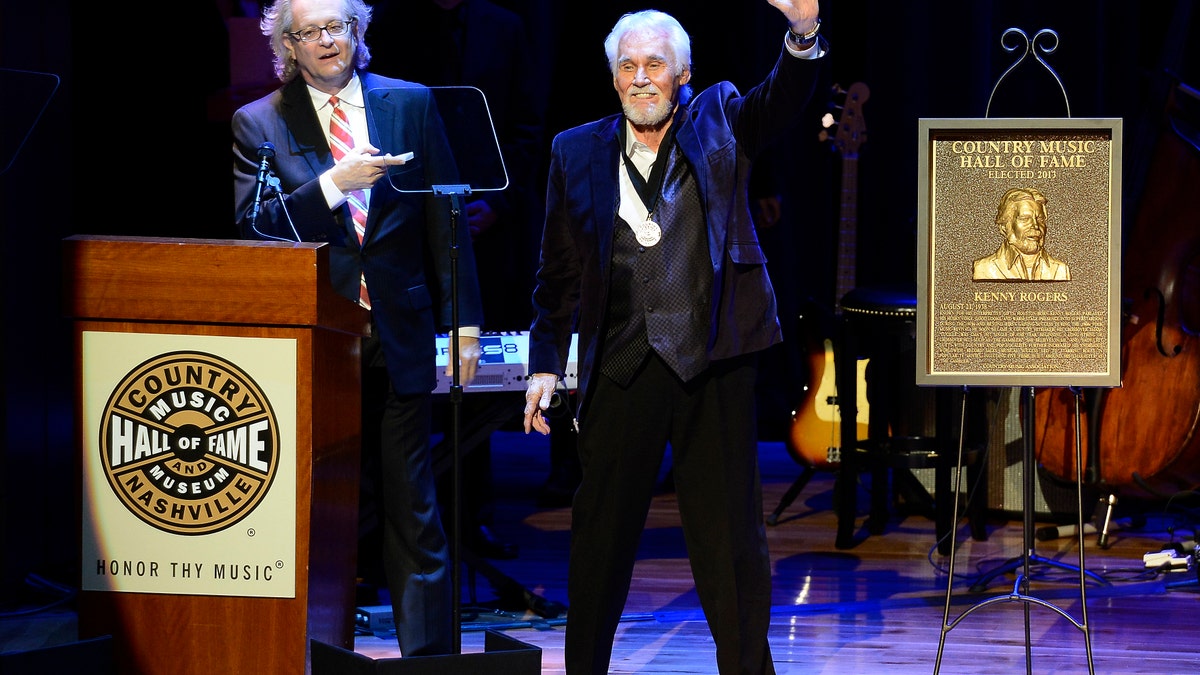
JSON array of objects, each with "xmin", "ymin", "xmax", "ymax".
[
  {"xmin": 985, "ymin": 27, "xmax": 1071, "ymax": 118},
  {"xmin": 1000, "ymin": 26, "xmax": 1032, "ymax": 55},
  {"xmin": 986, "ymin": 28, "xmax": 1033, "ymax": 117},
  {"xmin": 1030, "ymin": 27, "xmax": 1061, "ymax": 57},
  {"xmin": 1030, "ymin": 28, "xmax": 1070, "ymax": 116}
]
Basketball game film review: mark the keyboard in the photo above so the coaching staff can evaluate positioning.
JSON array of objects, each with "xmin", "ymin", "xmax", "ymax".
[{"xmin": 433, "ymin": 331, "xmax": 578, "ymax": 394}]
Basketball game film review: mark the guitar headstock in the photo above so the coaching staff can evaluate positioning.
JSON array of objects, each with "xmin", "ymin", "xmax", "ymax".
[{"xmin": 818, "ymin": 82, "xmax": 870, "ymax": 158}]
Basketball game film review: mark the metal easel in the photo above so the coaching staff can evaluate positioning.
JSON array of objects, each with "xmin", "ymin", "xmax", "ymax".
[
  {"xmin": 933, "ymin": 28, "xmax": 1103, "ymax": 675},
  {"xmin": 935, "ymin": 386, "xmax": 1100, "ymax": 675}
]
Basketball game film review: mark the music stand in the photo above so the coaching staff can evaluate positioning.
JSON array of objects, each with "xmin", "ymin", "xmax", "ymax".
[
  {"xmin": 915, "ymin": 29, "xmax": 1123, "ymax": 675},
  {"xmin": 368, "ymin": 85, "xmax": 543, "ymax": 653}
]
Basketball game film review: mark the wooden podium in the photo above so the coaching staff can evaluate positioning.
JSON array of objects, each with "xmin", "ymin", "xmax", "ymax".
[{"xmin": 64, "ymin": 235, "xmax": 369, "ymax": 675}]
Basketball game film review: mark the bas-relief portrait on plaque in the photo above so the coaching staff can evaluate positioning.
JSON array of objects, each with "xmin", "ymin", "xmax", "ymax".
[
  {"xmin": 972, "ymin": 187, "xmax": 1071, "ymax": 281},
  {"xmin": 916, "ymin": 118, "xmax": 1122, "ymax": 387}
]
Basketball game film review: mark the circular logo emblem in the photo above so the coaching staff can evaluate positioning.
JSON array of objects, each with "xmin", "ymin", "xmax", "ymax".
[{"xmin": 99, "ymin": 351, "xmax": 280, "ymax": 535}]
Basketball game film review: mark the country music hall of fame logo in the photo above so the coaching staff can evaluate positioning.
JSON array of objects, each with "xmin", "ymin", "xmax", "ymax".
[{"xmin": 98, "ymin": 350, "xmax": 280, "ymax": 535}]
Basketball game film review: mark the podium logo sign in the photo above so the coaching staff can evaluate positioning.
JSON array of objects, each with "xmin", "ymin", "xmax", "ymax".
[
  {"xmin": 81, "ymin": 331, "xmax": 297, "ymax": 597},
  {"xmin": 99, "ymin": 351, "xmax": 280, "ymax": 535}
]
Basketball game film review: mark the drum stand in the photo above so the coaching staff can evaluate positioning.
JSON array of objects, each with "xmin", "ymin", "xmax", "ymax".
[{"xmin": 934, "ymin": 386, "xmax": 1101, "ymax": 675}]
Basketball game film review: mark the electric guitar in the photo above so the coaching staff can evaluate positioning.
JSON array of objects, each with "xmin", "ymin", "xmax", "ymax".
[{"xmin": 786, "ymin": 82, "xmax": 870, "ymax": 470}]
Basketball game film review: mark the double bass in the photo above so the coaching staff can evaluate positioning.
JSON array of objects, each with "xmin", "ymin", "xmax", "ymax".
[{"xmin": 1035, "ymin": 81, "xmax": 1200, "ymax": 494}]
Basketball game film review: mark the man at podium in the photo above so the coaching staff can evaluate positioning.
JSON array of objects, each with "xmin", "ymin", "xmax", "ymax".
[{"xmin": 230, "ymin": 0, "xmax": 484, "ymax": 658}]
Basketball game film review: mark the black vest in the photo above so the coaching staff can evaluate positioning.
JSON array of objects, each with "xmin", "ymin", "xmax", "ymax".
[{"xmin": 600, "ymin": 140, "xmax": 712, "ymax": 385}]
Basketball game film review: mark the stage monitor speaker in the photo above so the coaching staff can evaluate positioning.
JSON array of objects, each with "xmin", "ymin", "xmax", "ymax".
[
  {"xmin": 905, "ymin": 387, "xmax": 1079, "ymax": 518},
  {"xmin": 985, "ymin": 387, "xmax": 1080, "ymax": 517}
]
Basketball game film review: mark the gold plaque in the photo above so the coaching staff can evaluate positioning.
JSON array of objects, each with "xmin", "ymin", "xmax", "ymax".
[{"xmin": 916, "ymin": 118, "xmax": 1122, "ymax": 386}]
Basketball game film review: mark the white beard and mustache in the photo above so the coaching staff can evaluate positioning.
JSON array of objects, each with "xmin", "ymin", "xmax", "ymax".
[{"xmin": 622, "ymin": 86, "xmax": 673, "ymax": 127}]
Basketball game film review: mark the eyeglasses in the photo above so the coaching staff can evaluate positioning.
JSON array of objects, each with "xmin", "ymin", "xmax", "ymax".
[{"xmin": 286, "ymin": 18, "xmax": 355, "ymax": 43}]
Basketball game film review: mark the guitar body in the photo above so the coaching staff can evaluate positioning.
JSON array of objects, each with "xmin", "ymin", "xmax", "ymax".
[{"xmin": 786, "ymin": 308, "xmax": 870, "ymax": 469}]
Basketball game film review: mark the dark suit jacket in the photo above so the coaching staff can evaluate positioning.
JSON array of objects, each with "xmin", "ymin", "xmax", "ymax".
[
  {"xmin": 232, "ymin": 71, "xmax": 484, "ymax": 395},
  {"xmin": 528, "ymin": 48, "xmax": 825, "ymax": 413}
]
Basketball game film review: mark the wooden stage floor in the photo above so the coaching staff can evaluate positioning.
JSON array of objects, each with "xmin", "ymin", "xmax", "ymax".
[{"xmin": 348, "ymin": 431, "xmax": 1200, "ymax": 674}]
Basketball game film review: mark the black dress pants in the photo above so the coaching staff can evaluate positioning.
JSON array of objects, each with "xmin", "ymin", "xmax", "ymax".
[
  {"xmin": 565, "ymin": 352, "xmax": 775, "ymax": 675},
  {"xmin": 358, "ymin": 330, "xmax": 453, "ymax": 655}
]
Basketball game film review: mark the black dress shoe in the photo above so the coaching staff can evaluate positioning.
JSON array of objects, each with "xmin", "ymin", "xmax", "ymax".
[{"xmin": 466, "ymin": 525, "xmax": 519, "ymax": 560}]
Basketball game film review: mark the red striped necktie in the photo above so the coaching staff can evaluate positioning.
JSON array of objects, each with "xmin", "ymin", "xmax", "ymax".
[{"xmin": 328, "ymin": 95, "xmax": 371, "ymax": 310}]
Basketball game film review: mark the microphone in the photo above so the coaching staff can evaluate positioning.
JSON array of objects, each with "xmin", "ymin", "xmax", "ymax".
[
  {"xmin": 249, "ymin": 142, "xmax": 276, "ymax": 231},
  {"xmin": 548, "ymin": 379, "xmax": 580, "ymax": 432},
  {"xmin": 1094, "ymin": 494, "xmax": 1118, "ymax": 549},
  {"xmin": 1035, "ymin": 521, "xmax": 1099, "ymax": 541}
]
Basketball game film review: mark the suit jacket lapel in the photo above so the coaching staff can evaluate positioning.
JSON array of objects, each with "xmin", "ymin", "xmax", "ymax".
[
  {"xmin": 671, "ymin": 109, "xmax": 723, "ymax": 269},
  {"xmin": 360, "ymin": 73, "xmax": 395, "ymax": 165},
  {"xmin": 358, "ymin": 74, "xmax": 396, "ymax": 244},
  {"xmin": 280, "ymin": 78, "xmax": 331, "ymax": 178},
  {"xmin": 673, "ymin": 110, "xmax": 707, "ymax": 196},
  {"xmin": 591, "ymin": 118, "xmax": 622, "ymax": 280}
]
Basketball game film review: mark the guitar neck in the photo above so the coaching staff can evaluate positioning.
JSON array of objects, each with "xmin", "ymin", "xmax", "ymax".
[{"xmin": 834, "ymin": 153, "xmax": 858, "ymax": 306}]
